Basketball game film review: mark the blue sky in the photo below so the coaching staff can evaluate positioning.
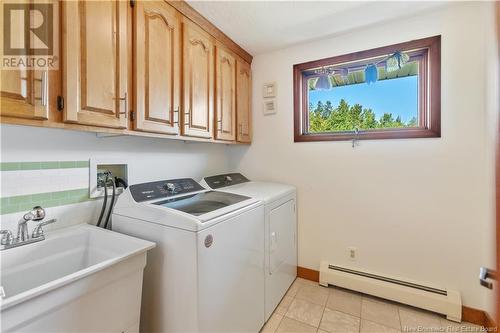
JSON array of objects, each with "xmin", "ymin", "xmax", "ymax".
[{"xmin": 309, "ymin": 76, "xmax": 418, "ymax": 123}]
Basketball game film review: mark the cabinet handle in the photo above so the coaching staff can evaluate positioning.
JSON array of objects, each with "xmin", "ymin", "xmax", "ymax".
[
  {"xmin": 239, "ymin": 123, "xmax": 243, "ymax": 135},
  {"xmin": 183, "ymin": 108, "xmax": 190, "ymax": 126},
  {"xmin": 173, "ymin": 107, "xmax": 179, "ymax": 124},
  {"xmin": 41, "ymin": 71, "xmax": 48, "ymax": 106},
  {"xmin": 114, "ymin": 92, "xmax": 128, "ymax": 119}
]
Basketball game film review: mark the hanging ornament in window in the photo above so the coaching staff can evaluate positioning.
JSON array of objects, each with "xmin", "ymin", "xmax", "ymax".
[
  {"xmin": 314, "ymin": 66, "xmax": 335, "ymax": 90},
  {"xmin": 385, "ymin": 51, "xmax": 410, "ymax": 72},
  {"xmin": 315, "ymin": 75, "xmax": 331, "ymax": 90},
  {"xmin": 365, "ymin": 64, "xmax": 378, "ymax": 84},
  {"xmin": 338, "ymin": 68, "xmax": 349, "ymax": 85}
]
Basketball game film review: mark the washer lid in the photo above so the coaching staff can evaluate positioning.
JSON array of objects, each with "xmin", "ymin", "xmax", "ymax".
[
  {"xmin": 211, "ymin": 181, "xmax": 296, "ymax": 204},
  {"xmin": 152, "ymin": 191, "xmax": 251, "ymax": 217}
]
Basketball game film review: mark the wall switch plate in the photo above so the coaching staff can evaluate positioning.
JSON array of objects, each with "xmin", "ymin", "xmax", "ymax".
[
  {"xmin": 263, "ymin": 82, "xmax": 277, "ymax": 98},
  {"xmin": 263, "ymin": 99, "xmax": 277, "ymax": 115}
]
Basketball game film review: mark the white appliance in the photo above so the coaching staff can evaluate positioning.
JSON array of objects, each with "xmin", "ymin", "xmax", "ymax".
[
  {"xmin": 112, "ymin": 178, "xmax": 265, "ymax": 333},
  {"xmin": 319, "ymin": 262, "xmax": 462, "ymax": 322},
  {"xmin": 200, "ymin": 173, "xmax": 297, "ymax": 321}
]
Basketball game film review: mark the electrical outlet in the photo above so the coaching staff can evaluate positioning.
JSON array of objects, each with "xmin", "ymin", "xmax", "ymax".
[{"xmin": 348, "ymin": 247, "xmax": 357, "ymax": 261}]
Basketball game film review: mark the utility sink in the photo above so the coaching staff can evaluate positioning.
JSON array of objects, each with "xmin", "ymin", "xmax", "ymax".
[{"xmin": 1, "ymin": 223, "xmax": 155, "ymax": 333}]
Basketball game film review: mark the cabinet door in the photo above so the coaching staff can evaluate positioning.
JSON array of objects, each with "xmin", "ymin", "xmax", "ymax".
[
  {"xmin": 1, "ymin": 69, "xmax": 49, "ymax": 120},
  {"xmin": 214, "ymin": 46, "xmax": 236, "ymax": 141},
  {"xmin": 62, "ymin": 0, "xmax": 128, "ymax": 129},
  {"xmin": 0, "ymin": 1, "xmax": 58, "ymax": 120},
  {"xmin": 236, "ymin": 60, "xmax": 252, "ymax": 143},
  {"xmin": 269, "ymin": 199, "xmax": 296, "ymax": 275},
  {"xmin": 134, "ymin": 1, "xmax": 180, "ymax": 135},
  {"xmin": 182, "ymin": 20, "xmax": 214, "ymax": 139}
]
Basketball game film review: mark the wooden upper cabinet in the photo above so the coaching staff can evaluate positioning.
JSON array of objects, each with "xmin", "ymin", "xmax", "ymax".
[
  {"xmin": 181, "ymin": 19, "xmax": 214, "ymax": 139},
  {"xmin": 62, "ymin": 0, "xmax": 128, "ymax": 129},
  {"xmin": 0, "ymin": 0, "xmax": 59, "ymax": 121},
  {"xmin": 214, "ymin": 46, "xmax": 236, "ymax": 141},
  {"xmin": 1, "ymin": 0, "xmax": 253, "ymax": 144},
  {"xmin": 1, "ymin": 68, "xmax": 50, "ymax": 120},
  {"xmin": 236, "ymin": 60, "xmax": 252, "ymax": 143},
  {"xmin": 134, "ymin": 1, "xmax": 180, "ymax": 135}
]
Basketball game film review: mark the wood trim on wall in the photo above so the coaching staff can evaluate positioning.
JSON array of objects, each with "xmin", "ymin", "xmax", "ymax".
[
  {"xmin": 496, "ymin": 1, "xmax": 500, "ymax": 329},
  {"xmin": 485, "ymin": 311, "xmax": 497, "ymax": 331},
  {"xmin": 462, "ymin": 306, "xmax": 497, "ymax": 330},
  {"xmin": 166, "ymin": 0, "xmax": 253, "ymax": 64},
  {"xmin": 297, "ymin": 266, "xmax": 497, "ymax": 329},
  {"xmin": 297, "ymin": 266, "xmax": 320, "ymax": 282}
]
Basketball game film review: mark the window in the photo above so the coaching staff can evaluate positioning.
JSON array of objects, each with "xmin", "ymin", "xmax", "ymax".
[{"xmin": 293, "ymin": 36, "xmax": 441, "ymax": 142}]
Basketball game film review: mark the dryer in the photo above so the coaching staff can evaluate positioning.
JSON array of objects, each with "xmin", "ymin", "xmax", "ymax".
[
  {"xmin": 201, "ymin": 173, "xmax": 297, "ymax": 321},
  {"xmin": 112, "ymin": 178, "xmax": 265, "ymax": 333}
]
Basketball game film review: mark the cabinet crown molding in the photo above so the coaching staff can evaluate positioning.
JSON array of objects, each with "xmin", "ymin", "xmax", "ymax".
[{"xmin": 166, "ymin": 0, "xmax": 253, "ymax": 63}]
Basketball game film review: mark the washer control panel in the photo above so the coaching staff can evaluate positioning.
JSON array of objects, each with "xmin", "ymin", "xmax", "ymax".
[
  {"xmin": 203, "ymin": 173, "xmax": 249, "ymax": 189},
  {"xmin": 130, "ymin": 178, "xmax": 205, "ymax": 202}
]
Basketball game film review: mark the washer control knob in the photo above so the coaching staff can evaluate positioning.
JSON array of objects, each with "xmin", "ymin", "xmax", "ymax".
[
  {"xmin": 225, "ymin": 175, "xmax": 233, "ymax": 183},
  {"xmin": 165, "ymin": 182, "xmax": 176, "ymax": 193}
]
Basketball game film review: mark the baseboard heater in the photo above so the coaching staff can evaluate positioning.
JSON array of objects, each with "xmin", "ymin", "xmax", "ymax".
[{"xmin": 319, "ymin": 261, "xmax": 462, "ymax": 322}]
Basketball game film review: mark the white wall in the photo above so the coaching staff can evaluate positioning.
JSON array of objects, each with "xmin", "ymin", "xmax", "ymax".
[
  {"xmin": 229, "ymin": 2, "xmax": 498, "ymax": 312},
  {"xmin": 0, "ymin": 124, "xmax": 231, "ymax": 230},
  {"xmin": 0, "ymin": 125, "xmax": 230, "ymax": 183}
]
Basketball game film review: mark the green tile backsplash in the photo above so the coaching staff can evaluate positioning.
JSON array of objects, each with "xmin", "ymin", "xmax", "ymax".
[
  {"xmin": 0, "ymin": 160, "xmax": 89, "ymax": 171},
  {"xmin": 0, "ymin": 188, "xmax": 91, "ymax": 215},
  {"xmin": 1, "ymin": 160, "xmax": 92, "ymax": 215}
]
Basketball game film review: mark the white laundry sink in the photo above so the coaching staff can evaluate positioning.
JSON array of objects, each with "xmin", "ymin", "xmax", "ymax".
[{"xmin": 1, "ymin": 223, "xmax": 155, "ymax": 333}]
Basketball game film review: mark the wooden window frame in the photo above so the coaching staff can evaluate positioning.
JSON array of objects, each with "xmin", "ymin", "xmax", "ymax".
[{"xmin": 293, "ymin": 35, "xmax": 441, "ymax": 142}]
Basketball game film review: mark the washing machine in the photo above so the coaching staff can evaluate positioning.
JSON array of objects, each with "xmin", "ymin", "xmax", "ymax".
[
  {"xmin": 200, "ymin": 173, "xmax": 297, "ymax": 321},
  {"xmin": 112, "ymin": 178, "xmax": 265, "ymax": 333}
]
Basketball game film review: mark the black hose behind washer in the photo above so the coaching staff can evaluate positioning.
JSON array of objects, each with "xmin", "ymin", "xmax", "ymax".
[
  {"xmin": 97, "ymin": 174, "xmax": 109, "ymax": 228},
  {"xmin": 103, "ymin": 177, "xmax": 116, "ymax": 230}
]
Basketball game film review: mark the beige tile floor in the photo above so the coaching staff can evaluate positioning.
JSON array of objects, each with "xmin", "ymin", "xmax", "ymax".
[{"xmin": 262, "ymin": 278, "xmax": 483, "ymax": 333}]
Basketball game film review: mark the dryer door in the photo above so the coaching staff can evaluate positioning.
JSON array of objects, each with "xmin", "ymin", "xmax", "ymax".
[{"xmin": 269, "ymin": 199, "xmax": 296, "ymax": 274}]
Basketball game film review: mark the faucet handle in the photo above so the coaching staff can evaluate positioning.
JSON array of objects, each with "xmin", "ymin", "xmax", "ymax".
[
  {"xmin": 23, "ymin": 206, "xmax": 46, "ymax": 222},
  {"xmin": 31, "ymin": 219, "xmax": 57, "ymax": 238},
  {"xmin": 0, "ymin": 230, "xmax": 14, "ymax": 246}
]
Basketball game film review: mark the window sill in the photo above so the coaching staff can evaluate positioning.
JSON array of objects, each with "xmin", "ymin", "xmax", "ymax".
[{"xmin": 294, "ymin": 128, "xmax": 441, "ymax": 142}]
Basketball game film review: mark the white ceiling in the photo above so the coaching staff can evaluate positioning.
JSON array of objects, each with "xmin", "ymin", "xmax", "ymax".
[{"xmin": 187, "ymin": 1, "xmax": 447, "ymax": 56}]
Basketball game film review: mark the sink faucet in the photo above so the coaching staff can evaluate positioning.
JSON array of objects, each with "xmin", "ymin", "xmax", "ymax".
[
  {"xmin": 1, "ymin": 206, "xmax": 57, "ymax": 251},
  {"xmin": 18, "ymin": 206, "xmax": 46, "ymax": 242}
]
